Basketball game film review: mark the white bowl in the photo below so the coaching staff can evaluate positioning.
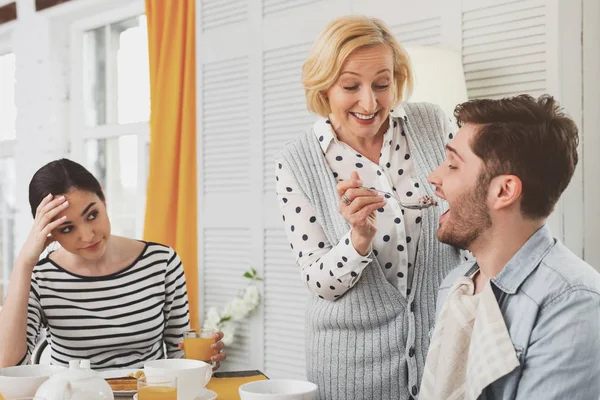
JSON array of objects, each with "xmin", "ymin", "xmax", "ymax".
[
  {"xmin": 144, "ymin": 359, "xmax": 212, "ymax": 400},
  {"xmin": 0, "ymin": 364, "xmax": 65, "ymax": 398},
  {"xmin": 239, "ymin": 379, "xmax": 318, "ymax": 400}
]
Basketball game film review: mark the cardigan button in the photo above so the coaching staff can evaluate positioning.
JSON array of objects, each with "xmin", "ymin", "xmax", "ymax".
[
  {"xmin": 409, "ymin": 346, "xmax": 415, "ymax": 357},
  {"xmin": 410, "ymin": 302, "xmax": 415, "ymax": 312},
  {"xmin": 412, "ymin": 385, "xmax": 418, "ymax": 396}
]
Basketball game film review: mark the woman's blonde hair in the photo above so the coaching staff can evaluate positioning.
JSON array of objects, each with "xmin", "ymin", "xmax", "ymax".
[{"xmin": 302, "ymin": 15, "xmax": 414, "ymax": 118}]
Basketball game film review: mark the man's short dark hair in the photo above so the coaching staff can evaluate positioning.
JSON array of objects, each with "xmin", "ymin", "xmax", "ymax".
[{"xmin": 454, "ymin": 94, "xmax": 579, "ymax": 219}]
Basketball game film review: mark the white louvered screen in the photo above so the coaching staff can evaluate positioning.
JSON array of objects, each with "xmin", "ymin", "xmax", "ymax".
[
  {"xmin": 202, "ymin": 57, "xmax": 250, "ymax": 194},
  {"xmin": 462, "ymin": 1, "xmax": 547, "ymax": 99},
  {"xmin": 263, "ymin": 0, "xmax": 323, "ymax": 16},
  {"xmin": 201, "ymin": 0, "xmax": 248, "ymax": 31},
  {"xmin": 203, "ymin": 228, "xmax": 253, "ymax": 371},
  {"xmin": 391, "ymin": 17, "xmax": 442, "ymax": 46},
  {"xmin": 263, "ymin": 42, "xmax": 313, "ymax": 194},
  {"xmin": 264, "ymin": 228, "xmax": 308, "ymax": 379}
]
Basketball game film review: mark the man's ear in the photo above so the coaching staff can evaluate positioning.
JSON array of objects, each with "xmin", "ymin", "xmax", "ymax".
[{"xmin": 490, "ymin": 175, "xmax": 522, "ymax": 211}]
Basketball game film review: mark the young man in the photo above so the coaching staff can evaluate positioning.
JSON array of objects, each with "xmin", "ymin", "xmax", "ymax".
[{"xmin": 421, "ymin": 95, "xmax": 600, "ymax": 400}]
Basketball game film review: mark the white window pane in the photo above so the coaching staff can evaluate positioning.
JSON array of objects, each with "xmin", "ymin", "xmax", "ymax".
[
  {"xmin": 84, "ymin": 135, "xmax": 139, "ymax": 238},
  {"xmin": 115, "ymin": 15, "xmax": 150, "ymax": 124},
  {"xmin": 83, "ymin": 15, "xmax": 150, "ymax": 126},
  {"xmin": 0, "ymin": 53, "xmax": 16, "ymax": 141},
  {"xmin": 83, "ymin": 27, "xmax": 107, "ymax": 126},
  {"xmin": 0, "ymin": 157, "xmax": 16, "ymax": 304}
]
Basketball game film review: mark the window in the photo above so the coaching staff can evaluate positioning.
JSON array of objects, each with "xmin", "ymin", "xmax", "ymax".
[
  {"xmin": 71, "ymin": 5, "xmax": 150, "ymax": 239},
  {"xmin": 0, "ymin": 52, "xmax": 16, "ymax": 141},
  {"xmin": 82, "ymin": 15, "xmax": 150, "ymax": 127},
  {"xmin": 0, "ymin": 47, "xmax": 16, "ymax": 303},
  {"xmin": 85, "ymin": 135, "xmax": 139, "ymax": 238}
]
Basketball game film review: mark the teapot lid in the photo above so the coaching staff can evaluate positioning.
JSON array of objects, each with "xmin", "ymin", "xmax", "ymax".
[{"xmin": 51, "ymin": 359, "xmax": 99, "ymax": 381}]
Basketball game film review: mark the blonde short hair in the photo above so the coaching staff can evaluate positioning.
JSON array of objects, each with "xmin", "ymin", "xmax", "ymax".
[{"xmin": 302, "ymin": 15, "xmax": 414, "ymax": 118}]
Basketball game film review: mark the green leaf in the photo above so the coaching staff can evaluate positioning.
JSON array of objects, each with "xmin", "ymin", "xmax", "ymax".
[
  {"xmin": 254, "ymin": 276, "xmax": 264, "ymax": 281},
  {"xmin": 220, "ymin": 316, "xmax": 231, "ymax": 323},
  {"xmin": 251, "ymin": 267, "xmax": 257, "ymax": 275},
  {"xmin": 243, "ymin": 272, "xmax": 253, "ymax": 279}
]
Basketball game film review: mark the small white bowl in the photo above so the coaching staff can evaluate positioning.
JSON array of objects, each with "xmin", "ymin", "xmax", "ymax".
[
  {"xmin": 144, "ymin": 358, "xmax": 213, "ymax": 400},
  {"xmin": 0, "ymin": 364, "xmax": 65, "ymax": 398},
  {"xmin": 239, "ymin": 379, "xmax": 318, "ymax": 400}
]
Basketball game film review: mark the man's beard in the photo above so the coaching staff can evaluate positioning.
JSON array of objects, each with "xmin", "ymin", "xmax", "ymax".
[{"xmin": 437, "ymin": 175, "xmax": 492, "ymax": 250}]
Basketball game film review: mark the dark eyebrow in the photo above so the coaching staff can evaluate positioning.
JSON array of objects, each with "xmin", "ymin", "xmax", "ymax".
[
  {"xmin": 81, "ymin": 202, "xmax": 96, "ymax": 216},
  {"xmin": 445, "ymin": 144, "xmax": 465, "ymax": 162},
  {"xmin": 57, "ymin": 202, "xmax": 97, "ymax": 227}
]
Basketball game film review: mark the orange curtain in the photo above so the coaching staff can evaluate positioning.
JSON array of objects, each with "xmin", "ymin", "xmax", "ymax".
[{"xmin": 144, "ymin": 0, "xmax": 198, "ymax": 329}]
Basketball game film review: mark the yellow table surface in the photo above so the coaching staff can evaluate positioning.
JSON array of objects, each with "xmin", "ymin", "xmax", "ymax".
[{"xmin": 206, "ymin": 374, "xmax": 269, "ymax": 400}]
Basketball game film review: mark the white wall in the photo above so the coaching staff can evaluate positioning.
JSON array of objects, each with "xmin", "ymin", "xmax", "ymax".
[
  {"xmin": 583, "ymin": 0, "xmax": 600, "ymax": 269},
  {"xmin": 5, "ymin": 0, "xmax": 70, "ymax": 256},
  {"xmin": 196, "ymin": 0, "xmax": 598, "ymax": 378}
]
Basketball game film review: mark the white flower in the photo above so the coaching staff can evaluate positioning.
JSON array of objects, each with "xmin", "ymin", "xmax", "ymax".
[
  {"xmin": 224, "ymin": 298, "xmax": 249, "ymax": 321},
  {"xmin": 204, "ymin": 307, "xmax": 221, "ymax": 330},
  {"xmin": 242, "ymin": 285, "xmax": 260, "ymax": 311},
  {"xmin": 220, "ymin": 321, "xmax": 237, "ymax": 346}
]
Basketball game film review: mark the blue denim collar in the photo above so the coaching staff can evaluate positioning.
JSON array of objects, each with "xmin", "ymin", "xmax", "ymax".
[{"xmin": 489, "ymin": 224, "xmax": 556, "ymax": 294}]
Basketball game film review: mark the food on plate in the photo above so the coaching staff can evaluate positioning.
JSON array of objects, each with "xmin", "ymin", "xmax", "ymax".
[
  {"xmin": 127, "ymin": 370, "xmax": 146, "ymax": 379},
  {"xmin": 105, "ymin": 370, "xmax": 145, "ymax": 391},
  {"xmin": 106, "ymin": 377, "xmax": 137, "ymax": 391}
]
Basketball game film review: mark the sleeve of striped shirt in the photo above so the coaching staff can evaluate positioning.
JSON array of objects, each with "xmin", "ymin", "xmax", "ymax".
[
  {"xmin": 163, "ymin": 249, "xmax": 190, "ymax": 359},
  {"xmin": 17, "ymin": 274, "xmax": 45, "ymax": 365}
]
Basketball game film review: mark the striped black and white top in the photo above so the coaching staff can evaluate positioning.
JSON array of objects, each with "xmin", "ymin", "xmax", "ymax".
[{"xmin": 21, "ymin": 242, "xmax": 190, "ymax": 369}]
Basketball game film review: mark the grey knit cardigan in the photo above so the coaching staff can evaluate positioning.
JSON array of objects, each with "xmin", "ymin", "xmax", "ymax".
[{"xmin": 276, "ymin": 103, "xmax": 464, "ymax": 400}]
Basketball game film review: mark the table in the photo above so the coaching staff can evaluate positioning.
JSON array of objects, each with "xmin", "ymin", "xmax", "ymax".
[{"xmin": 119, "ymin": 370, "xmax": 268, "ymax": 400}]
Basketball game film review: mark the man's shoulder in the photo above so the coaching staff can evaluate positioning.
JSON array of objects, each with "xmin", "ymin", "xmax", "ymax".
[{"xmin": 522, "ymin": 241, "xmax": 600, "ymax": 305}]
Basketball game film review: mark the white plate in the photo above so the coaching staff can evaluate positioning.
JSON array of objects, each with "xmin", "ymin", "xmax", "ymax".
[{"xmin": 98, "ymin": 368, "xmax": 142, "ymax": 397}]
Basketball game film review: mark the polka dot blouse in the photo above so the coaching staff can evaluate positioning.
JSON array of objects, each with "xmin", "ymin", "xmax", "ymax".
[{"xmin": 276, "ymin": 106, "xmax": 457, "ymax": 301}]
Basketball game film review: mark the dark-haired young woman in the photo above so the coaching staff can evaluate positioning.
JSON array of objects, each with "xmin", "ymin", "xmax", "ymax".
[{"xmin": 0, "ymin": 159, "xmax": 226, "ymax": 369}]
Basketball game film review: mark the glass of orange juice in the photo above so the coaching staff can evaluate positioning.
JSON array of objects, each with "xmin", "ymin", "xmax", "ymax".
[
  {"xmin": 183, "ymin": 328, "xmax": 216, "ymax": 364},
  {"xmin": 137, "ymin": 376, "xmax": 177, "ymax": 400}
]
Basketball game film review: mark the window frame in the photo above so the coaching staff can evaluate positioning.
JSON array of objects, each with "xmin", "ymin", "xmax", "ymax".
[
  {"xmin": 0, "ymin": 30, "xmax": 15, "ymax": 154},
  {"xmin": 69, "ymin": 0, "xmax": 149, "ymax": 239}
]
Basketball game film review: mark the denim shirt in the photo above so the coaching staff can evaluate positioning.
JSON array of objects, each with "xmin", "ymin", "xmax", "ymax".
[{"xmin": 436, "ymin": 225, "xmax": 600, "ymax": 400}]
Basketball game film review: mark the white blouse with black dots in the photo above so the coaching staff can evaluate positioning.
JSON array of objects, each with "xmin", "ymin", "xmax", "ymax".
[{"xmin": 275, "ymin": 106, "xmax": 458, "ymax": 301}]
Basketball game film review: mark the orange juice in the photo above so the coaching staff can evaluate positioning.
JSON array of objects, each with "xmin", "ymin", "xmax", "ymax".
[
  {"xmin": 0, "ymin": 393, "xmax": 4, "ymax": 400},
  {"xmin": 183, "ymin": 336, "xmax": 213, "ymax": 361},
  {"xmin": 138, "ymin": 386, "xmax": 177, "ymax": 400}
]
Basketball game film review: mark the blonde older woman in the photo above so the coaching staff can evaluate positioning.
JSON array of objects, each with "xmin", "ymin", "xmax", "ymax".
[{"xmin": 275, "ymin": 16, "xmax": 466, "ymax": 399}]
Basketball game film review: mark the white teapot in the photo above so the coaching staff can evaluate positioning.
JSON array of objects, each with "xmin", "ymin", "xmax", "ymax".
[{"xmin": 34, "ymin": 359, "xmax": 114, "ymax": 400}]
